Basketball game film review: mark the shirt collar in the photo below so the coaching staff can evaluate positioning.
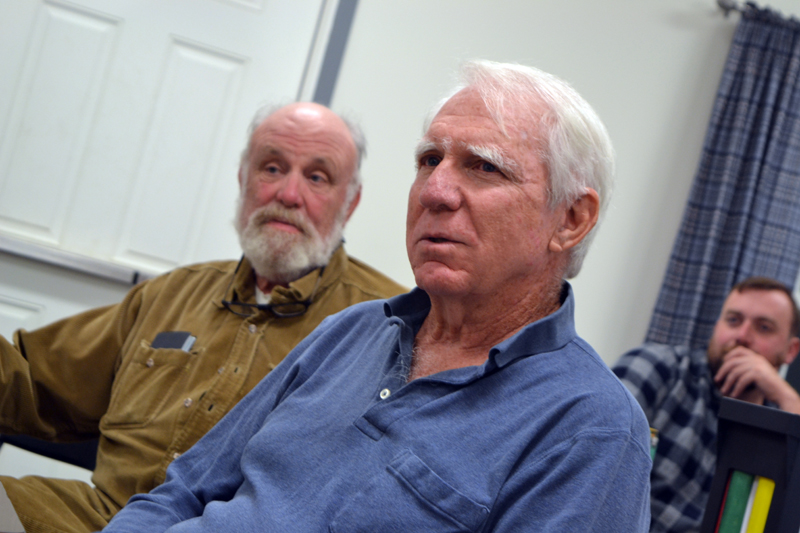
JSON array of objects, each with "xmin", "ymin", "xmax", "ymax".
[{"xmin": 384, "ymin": 282, "xmax": 578, "ymax": 368}]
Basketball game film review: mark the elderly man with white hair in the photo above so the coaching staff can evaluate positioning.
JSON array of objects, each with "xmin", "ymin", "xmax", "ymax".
[{"xmin": 103, "ymin": 60, "xmax": 651, "ymax": 532}]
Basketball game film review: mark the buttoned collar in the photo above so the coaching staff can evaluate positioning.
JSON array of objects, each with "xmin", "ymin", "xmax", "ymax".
[{"xmin": 384, "ymin": 282, "xmax": 577, "ymax": 369}]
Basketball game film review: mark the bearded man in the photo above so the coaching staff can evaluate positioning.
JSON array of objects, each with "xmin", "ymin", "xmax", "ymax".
[
  {"xmin": 0, "ymin": 102, "xmax": 406, "ymax": 533},
  {"xmin": 614, "ymin": 276, "xmax": 800, "ymax": 532}
]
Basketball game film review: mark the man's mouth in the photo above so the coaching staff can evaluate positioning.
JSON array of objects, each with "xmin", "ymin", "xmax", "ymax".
[
  {"xmin": 267, "ymin": 218, "xmax": 297, "ymax": 228},
  {"xmin": 251, "ymin": 207, "xmax": 309, "ymax": 236},
  {"xmin": 265, "ymin": 219, "xmax": 306, "ymax": 236},
  {"xmin": 421, "ymin": 231, "xmax": 460, "ymax": 244}
]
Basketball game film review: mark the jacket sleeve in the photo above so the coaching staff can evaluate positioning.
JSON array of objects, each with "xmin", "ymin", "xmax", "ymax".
[
  {"xmin": 99, "ymin": 377, "xmax": 270, "ymax": 531},
  {"xmin": 100, "ymin": 314, "xmax": 323, "ymax": 532},
  {"xmin": 0, "ymin": 282, "xmax": 147, "ymax": 441}
]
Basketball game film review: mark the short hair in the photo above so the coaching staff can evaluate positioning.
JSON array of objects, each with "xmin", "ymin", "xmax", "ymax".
[
  {"xmin": 238, "ymin": 103, "xmax": 365, "ymax": 206},
  {"xmin": 731, "ymin": 276, "xmax": 800, "ymax": 337},
  {"xmin": 425, "ymin": 60, "xmax": 615, "ymax": 278}
]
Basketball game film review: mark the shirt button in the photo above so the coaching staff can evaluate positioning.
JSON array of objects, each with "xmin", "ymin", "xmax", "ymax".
[
  {"xmin": 248, "ymin": 324, "xmax": 257, "ymax": 334},
  {"xmin": 379, "ymin": 388, "xmax": 391, "ymax": 399},
  {"xmin": 146, "ymin": 358, "xmax": 154, "ymax": 368},
  {"xmin": 183, "ymin": 398, "xmax": 193, "ymax": 407},
  {"xmin": 172, "ymin": 452, "xmax": 181, "ymax": 460},
  {"xmin": 217, "ymin": 367, "xmax": 225, "ymax": 374}
]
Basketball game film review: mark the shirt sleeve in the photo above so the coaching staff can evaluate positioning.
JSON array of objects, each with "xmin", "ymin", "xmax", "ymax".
[
  {"xmin": 485, "ymin": 428, "xmax": 651, "ymax": 532},
  {"xmin": 0, "ymin": 283, "xmax": 145, "ymax": 440}
]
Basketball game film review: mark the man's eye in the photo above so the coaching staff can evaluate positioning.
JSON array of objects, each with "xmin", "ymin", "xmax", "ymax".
[
  {"xmin": 480, "ymin": 161, "xmax": 498, "ymax": 173},
  {"xmin": 309, "ymin": 173, "xmax": 327, "ymax": 184},
  {"xmin": 422, "ymin": 155, "xmax": 441, "ymax": 167},
  {"xmin": 264, "ymin": 164, "xmax": 280, "ymax": 174}
]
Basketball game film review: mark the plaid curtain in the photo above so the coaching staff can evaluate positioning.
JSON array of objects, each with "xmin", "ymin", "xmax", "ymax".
[{"xmin": 646, "ymin": 4, "xmax": 800, "ymax": 349}]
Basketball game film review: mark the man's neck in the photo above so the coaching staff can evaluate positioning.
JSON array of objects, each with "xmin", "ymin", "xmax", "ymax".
[
  {"xmin": 408, "ymin": 279, "xmax": 563, "ymax": 380},
  {"xmin": 256, "ymin": 277, "xmax": 279, "ymax": 294}
]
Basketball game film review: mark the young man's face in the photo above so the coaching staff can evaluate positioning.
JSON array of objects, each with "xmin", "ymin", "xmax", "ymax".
[{"xmin": 707, "ymin": 288, "xmax": 799, "ymax": 372}]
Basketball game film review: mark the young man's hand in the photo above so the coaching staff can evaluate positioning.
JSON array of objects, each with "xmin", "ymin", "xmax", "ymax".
[{"xmin": 715, "ymin": 346, "xmax": 800, "ymax": 414}]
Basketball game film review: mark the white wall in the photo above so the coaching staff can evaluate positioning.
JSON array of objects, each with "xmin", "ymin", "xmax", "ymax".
[
  {"xmin": 334, "ymin": 0, "xmax": 800, "ymax": 364},
  {"xmin": 1, "ymin": 1, "xmax": 797, "ymax": 357},
  {"xmin": 4, "ymin": 1, "xmax": 799, "ymax": 365}
]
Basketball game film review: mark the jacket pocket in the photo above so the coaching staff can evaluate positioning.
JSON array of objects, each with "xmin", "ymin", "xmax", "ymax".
[
  {"xmin": 329, "ymin": 450, "xmax": 489, "ymax": 532},
  {"xmin": 102, "ymin": 339, "xmax": 193, "ymax": 427}
]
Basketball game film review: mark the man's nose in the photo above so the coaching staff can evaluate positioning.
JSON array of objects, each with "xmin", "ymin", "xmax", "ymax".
[
  {"xmin": 734, "ymin": 322, "xmax": 754, "ymax": 348},
  {"xmin": 276, "ymin": 171, "xmax": 303, "ymax": 207},
  {"xmin": 418, "ymin": 161, "xmax": 462, "ymax": 212}
]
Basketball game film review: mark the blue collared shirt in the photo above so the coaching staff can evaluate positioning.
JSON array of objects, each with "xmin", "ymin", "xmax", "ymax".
[{"xmin": 104, "ymin": 285, "xmax": 651, "ymax": 532}]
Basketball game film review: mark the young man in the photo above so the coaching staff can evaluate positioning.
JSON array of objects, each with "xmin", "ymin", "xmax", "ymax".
[{"xmin": 614, "ymin": 276, "xmax": 800, "ymax": 532}]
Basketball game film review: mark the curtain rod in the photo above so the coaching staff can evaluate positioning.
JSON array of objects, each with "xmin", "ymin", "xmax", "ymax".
[{"xmin": 717, "ymin": 0, "xmax": 744, "ymax": 16}]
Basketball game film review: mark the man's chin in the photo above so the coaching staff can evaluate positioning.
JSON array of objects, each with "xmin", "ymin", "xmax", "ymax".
[
  {"xmin": 242, "ymin": 231, "xmax": 337, "ymax": 285},
  {"xmin": 264, "ymin": 234, "xmax": 303, "ymax": 252}
]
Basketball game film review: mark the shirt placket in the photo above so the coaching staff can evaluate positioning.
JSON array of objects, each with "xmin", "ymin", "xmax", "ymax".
[{"xmin": 163, "ymin": 314, "xmax": 266, "ymax": 468}]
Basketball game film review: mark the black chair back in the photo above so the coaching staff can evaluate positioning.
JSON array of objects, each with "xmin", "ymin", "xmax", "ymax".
[{"xmin": 0, "ymin": 435, "xmax": 98, "ymax": 471}]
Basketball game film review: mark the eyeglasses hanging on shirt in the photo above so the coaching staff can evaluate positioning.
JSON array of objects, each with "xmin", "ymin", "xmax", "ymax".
[{"xmin": 221, "ymin": 258, "xmax": 323, "ymax": 318}]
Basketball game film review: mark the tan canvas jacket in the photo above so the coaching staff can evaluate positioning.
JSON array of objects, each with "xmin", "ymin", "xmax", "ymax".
[{"xmin": 0, "ymin": 247, "xmax": 406, "ymax": 533}]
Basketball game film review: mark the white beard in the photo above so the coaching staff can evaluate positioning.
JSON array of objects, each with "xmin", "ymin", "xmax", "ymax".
[{"xmin": 235, "ymin": 200, "xmax": 346, "ymax": 285}]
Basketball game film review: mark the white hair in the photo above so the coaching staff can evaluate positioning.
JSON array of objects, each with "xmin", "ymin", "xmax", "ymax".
[
  {"xmin": 238, "ymin": 103, "xmax": 365, "ymax": 207},
  {"xmin": 425, "ymin": 60, "xmax": 615, "ymax": 278}
]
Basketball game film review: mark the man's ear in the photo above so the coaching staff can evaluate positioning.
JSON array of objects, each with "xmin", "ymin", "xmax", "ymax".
[
  {"xmin": 238, "ymin": 166, "xmax": 245, "ymax": 190},
  {"xmin": 344, "ymin": 187, "xmax": 361, "ymax": 223},
  {"xmin": 548, "ymin": 188, "xmax": 600, "ymax": 253},
  {"xmin": 784, "ymin": 336, "xmax": 800, "ymax": 366}
]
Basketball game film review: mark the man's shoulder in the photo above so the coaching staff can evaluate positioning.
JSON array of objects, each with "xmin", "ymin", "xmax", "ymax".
[
  {"xmin": 525, "ymin": 340, "xmax": 652, "ymax": 457},
  {"xmin": 340, "ymin": 254, "xmax": 408, "ymax": 300},
  {"xmin": 520, "ymin": 337, "xmax": 643, "ymax": 415},
  {"xmin": 135, "ymin": 259, "xmax": 238, "ymax": 295},
  {"xmin": 614, "ymin": 342, "xmax": 704, "ymax": 374},
  {"xmin": 612, "ymin": 342, "xmax": 713, "ymax": 411},
  {"xmin": 144, "ymin": 259, "xmax": 237, "ymax": 281}
]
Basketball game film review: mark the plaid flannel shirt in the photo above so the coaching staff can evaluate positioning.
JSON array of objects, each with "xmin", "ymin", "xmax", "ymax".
[{"xmin": 613, "ymin": 343, "xmax": 721, "ymax": 533}]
